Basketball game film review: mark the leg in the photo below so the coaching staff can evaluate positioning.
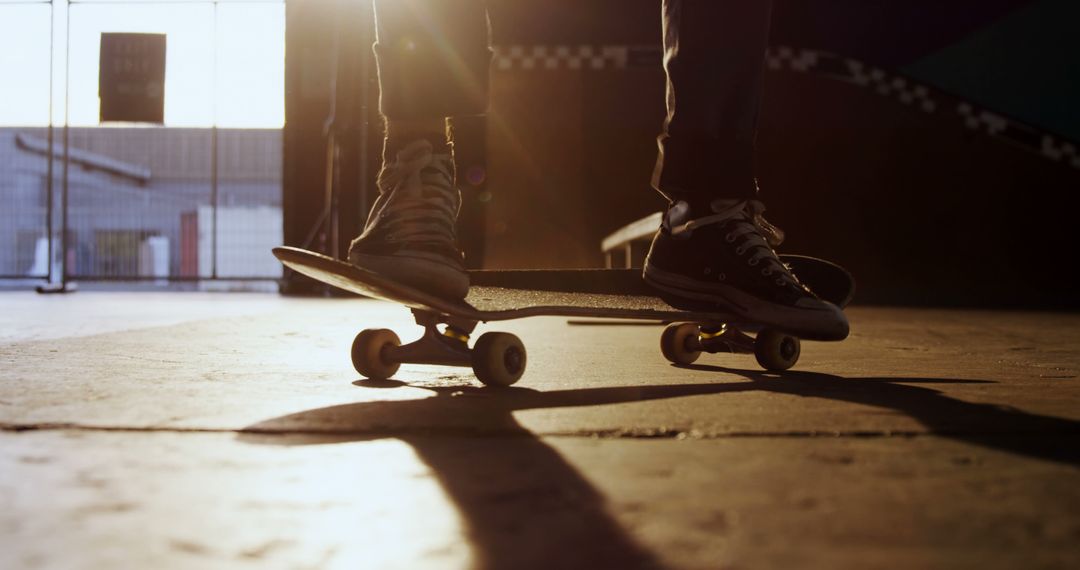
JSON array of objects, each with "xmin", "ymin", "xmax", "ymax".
[
  {"xmin": 644, "ymin": 0, "xmax": 849, "ymax": 341},
  {"xmin": 349, "ymin": 0, "xmax": 492, "ymax": 300},
  {"xmin": 653, "ymin": 0, "xmax": 773, "ymax": 204},
  {"xmin": 373, "ymin": 0, "xmax": 491, "ymax": 154}
]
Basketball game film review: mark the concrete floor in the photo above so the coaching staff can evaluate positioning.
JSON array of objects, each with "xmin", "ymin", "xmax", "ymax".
[{"xmin": 1, "ymin": 292, "xmax": 1078, "ymax": 569}]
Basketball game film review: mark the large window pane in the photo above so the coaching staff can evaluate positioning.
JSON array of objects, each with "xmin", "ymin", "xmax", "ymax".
[
  {"xmin": 68, "ymin": 2, "xmax": 215, "ymax": 127},
  {"xmin": 2, "ymin": 0, "xmax": 285, "ymax": 283},
  {"xmin": 216, "ymin": 2, "xmax": 284, "ymax": 129},
  {"xmin": 0, "ymin": 4, "xmax": 51, "ymax": 278}
]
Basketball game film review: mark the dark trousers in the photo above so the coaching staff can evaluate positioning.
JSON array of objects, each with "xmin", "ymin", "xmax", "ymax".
[{"xmin": 372, "ymin": 0, "xmax": 773, "ymax": 201}]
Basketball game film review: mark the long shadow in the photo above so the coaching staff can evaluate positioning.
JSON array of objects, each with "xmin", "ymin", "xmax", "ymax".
[
  {"xmin": 240, "ymin": 373, "xmax": 1080, "ymax": 568},
  {"xmin": 687, "ymin": 366, "xmax": 1080, "ymax": 465}
]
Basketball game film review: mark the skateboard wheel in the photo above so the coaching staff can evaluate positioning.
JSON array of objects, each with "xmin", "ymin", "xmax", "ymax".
[
  {"xmin": 661, "ymin": 323, "xmax": 702, "ymax": 365},
  {"xmin": 472, "ymin": 332, "xmax": 526, "ymax": 387},
  {"xmin": 351, "ymin": 328, "xmax": 401, "ymax": 380},
  {"xmin": 754, "ymin": 329, "xmax": 801, "ymax": 371}
]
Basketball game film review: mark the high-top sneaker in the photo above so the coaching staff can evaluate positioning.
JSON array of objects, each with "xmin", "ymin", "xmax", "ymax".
[
  {"xmin": 643, "ymin": 200, "xmax": 849, "ymax": 341},
  {"xmin": 348, "ymin": 140, "xmax": 469, "ymax": 300}
]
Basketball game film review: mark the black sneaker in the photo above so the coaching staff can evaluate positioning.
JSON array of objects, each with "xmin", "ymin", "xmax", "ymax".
[
  {"xmin": 348, "ymin": 140, "xmax": 470, "ymax": 300},
  {"xmin": 643, "ymin": 200, "xmax": 849, "ymax": 341}
]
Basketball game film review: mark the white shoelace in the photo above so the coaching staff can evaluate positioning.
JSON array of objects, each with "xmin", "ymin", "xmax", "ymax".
[
  {"xmin": 668, "ymin": 200, "xmax": 799, "ymax": 288},
  {"xmin": 374, "ymin": 141, "xmax": 459, "ymax": 246}
]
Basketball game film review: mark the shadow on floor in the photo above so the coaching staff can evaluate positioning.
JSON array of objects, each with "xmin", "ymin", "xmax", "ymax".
[
  {"xmin": 239, "ymin": 373, "xmax": 1080, "ymax": 568},
  {"xmin": 688, "ymin": 366, "xmax": 1080, "ymax": 465}
]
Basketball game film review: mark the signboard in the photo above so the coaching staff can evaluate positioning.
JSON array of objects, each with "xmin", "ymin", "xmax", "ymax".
[{"xmin": 99, "ymin": 33, "xmax": 166, "ymax": 123}]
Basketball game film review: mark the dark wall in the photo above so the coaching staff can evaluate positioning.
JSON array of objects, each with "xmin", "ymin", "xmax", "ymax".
[
  {"xmin": 479, "ymin": 0, "xmax": 1080, "ymax": 309},
  {"xmin": 757, "ymin": 71, "xmax": 1080, "ymax": 308},
  {"xmin": 283, "ymin": 0, "xmax": 1079, "ymax": 307},
  {"xmin": 769, "ymin": 0, "xmax": 1037, "ymax": 66},
  {"xmin": 282, "ymin": 0, "xmax": 379, "ymax": 293}
]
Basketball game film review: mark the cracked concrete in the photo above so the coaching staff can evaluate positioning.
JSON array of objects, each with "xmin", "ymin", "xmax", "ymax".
[{"xmin": 1, "ymin": 292, "xmax": 1078, "ymax": 569}]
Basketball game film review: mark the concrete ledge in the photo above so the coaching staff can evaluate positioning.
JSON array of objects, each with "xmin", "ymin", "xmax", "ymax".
[{"xmin": 601, "ymin": 212, "xmax": 661, "ymax": 268}]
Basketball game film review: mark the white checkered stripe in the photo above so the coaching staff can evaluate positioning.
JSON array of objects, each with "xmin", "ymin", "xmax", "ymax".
[
  {"xmin": 766, "ymin": 45, "xmax": 820, "ymax": 72},
  {"xmin": 1043, "ymin": 139, "xmax": 1080, "ymax": 169},
  {"xmin": 768, "ymin": 46, "xmax": 937, "ymax": 113},
  {"xmin": 494, "ymin": 45, "xmax": 629, "ymax": 71},
  {"xmin": 492, "ymin": 43, "xmax": 1079, "ymax": 171},
  {"xmin": 842, "ymin": 60, "xmax": 936, "ymax": 113},
  {"xmin": 958, "ymin": 104, "xmax": 1080, "ymax": 169}
]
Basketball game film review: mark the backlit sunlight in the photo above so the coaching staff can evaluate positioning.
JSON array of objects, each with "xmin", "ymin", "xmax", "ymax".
[{"xmin": 0, "ymin": 0, "xmax": 284, "ymax": 128}]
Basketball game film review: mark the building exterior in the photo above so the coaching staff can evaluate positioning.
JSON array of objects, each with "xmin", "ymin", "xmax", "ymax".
[{"xmin": 0, "ymin": 127, "xmax": 282, "ymax": 281}]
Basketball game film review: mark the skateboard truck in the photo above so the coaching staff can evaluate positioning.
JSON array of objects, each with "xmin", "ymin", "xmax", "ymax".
[
  {"xmin": 661, "ymin": 322, "xmax": 802, "ymax": 371},
  {"xmin": 350, "ymin": 309, "xmax": 527, "ymax": 387},
  {"xmin": 382, "ymin": 310, "xmax": 476, "ymax": 368}
]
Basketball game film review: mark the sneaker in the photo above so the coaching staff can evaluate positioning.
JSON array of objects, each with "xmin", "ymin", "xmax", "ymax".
[
  {"xmin": 643, "ymin": 199, "xmax": 849, "ymax": 341},
  {"xmin": 348, "ymin": 140, "xmax": 470, "ymax": 300}
]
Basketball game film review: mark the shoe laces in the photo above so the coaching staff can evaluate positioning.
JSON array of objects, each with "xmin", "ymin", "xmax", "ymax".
[
  {"xmin": 669, "ymin": 200, "xmax": 806, "ymax": 290},
  {"xmin": 372, "ymin": 140, "xmax": 460, "ymax": 248}
]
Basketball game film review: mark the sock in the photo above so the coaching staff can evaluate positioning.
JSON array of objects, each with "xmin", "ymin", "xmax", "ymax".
[
  {"xmin": 383, "ymin": 118, "xmax": 451, "ymax": 162},
  {"xmin": 668, "ymin": 198, "xmax": 721, "ymax": 219}
]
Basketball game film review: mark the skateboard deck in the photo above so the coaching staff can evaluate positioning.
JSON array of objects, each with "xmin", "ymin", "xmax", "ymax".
[
  {"xmin": 273, "ymin": 246, "xmax": 854, "ymax": 385},
  {"xmin": 275, "ymin": 247, "xmax": 852, "ymax": 321},
  {"xmin": 467, "ymin": 255, "xmax": 854, "ymax": 309}
]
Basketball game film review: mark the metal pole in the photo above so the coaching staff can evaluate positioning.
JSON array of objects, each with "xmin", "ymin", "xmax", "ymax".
[
  {"xmin": 328, "ymin": 11, "xmax": 341, "ymax": 258},
  {"xmin": 37, "ymin": 0, "xmax": 74, "ymax": 294},
  {"xmin": 45, "ymin": 0, "xmax": 55, "ymax": 283},
  {"xmin": 210, "ymin": 0, "xmax": 219, "ymax": 279},
  {"xmin": 211, "ymin": 132, "xmax": 219, "ymax": 279},
  {"xmin": 60, "ymin": 0, "xmax": 71, "ymax": 289}
]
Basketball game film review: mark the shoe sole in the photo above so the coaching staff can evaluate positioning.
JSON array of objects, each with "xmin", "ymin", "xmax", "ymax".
[
  {"xmin": 643, "ymin": 263, "xmax": 849, "ymax": 341},
  {"xmin": 349, "ymin": 252, "xmax": 470, "ymax": 301}
]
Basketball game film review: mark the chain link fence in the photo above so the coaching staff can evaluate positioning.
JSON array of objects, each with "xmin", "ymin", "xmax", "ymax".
[{"xmin": 0, "ymin": 0, "xmax": 284, "ymax": 287}]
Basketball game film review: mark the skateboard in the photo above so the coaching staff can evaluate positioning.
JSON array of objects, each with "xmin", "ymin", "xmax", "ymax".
[{"xmin": 274, "ymin": 246, "xmax": 854, "ymax": 387}]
